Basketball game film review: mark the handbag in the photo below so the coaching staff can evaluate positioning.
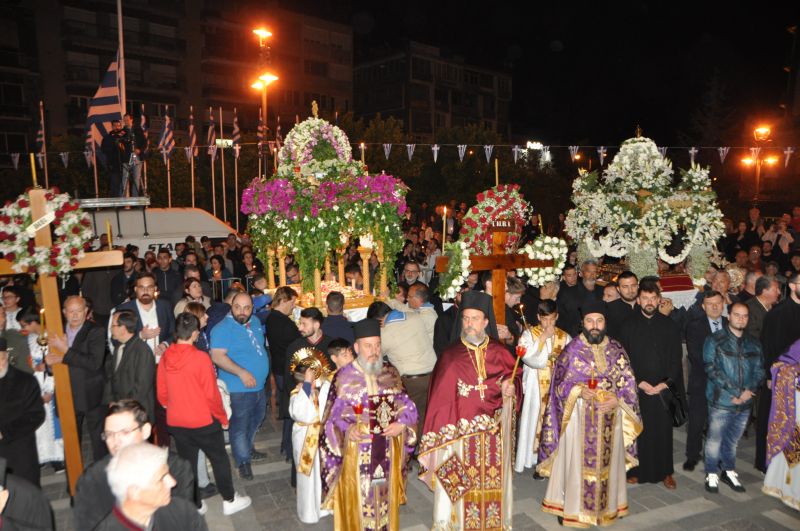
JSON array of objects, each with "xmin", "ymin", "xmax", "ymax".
[{"xmin": 658, "ymin": 381, "xmax": 688, "ymax": 427}]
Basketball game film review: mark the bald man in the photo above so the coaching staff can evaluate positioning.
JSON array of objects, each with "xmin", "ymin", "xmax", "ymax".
[{"xmin": 47, "ymin": 295, "xmax": 108, "ymax": 460}]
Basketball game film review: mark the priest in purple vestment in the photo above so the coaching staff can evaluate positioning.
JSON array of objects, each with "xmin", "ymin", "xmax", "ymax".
[
  {"xmin": 319, "ymin": 318, "xmax": 417, "ymax": 531},
  {"xmin": 538, "ymin": 300, "xmax": 642, "ymax": 528}
]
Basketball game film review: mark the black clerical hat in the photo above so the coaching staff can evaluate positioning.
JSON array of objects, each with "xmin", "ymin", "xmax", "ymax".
[
  {"xmin": 353, "ymin": 318, "xmax": 381, "ymax": 339},
  {"xmin": 580, "ymin": 299, "xmax": 607, "ymax": 319},
  {"xmin": 450, "ymin": 290, "xmax": 499, "ymax": 342}
]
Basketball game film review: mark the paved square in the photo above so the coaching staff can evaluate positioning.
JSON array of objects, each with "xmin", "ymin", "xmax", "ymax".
[{"xmin": 47, "ymin": 413, "xmax": 800, "ymax": 530}]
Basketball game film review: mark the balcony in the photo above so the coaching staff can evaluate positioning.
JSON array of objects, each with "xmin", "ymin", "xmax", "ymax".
[
  {"xmin": 62, "ymin": 20, "xmax": 185, "ymax": 54},
  {"xmin": 0, "ymin": 50, "xmax": 37, "ymax": 71}
]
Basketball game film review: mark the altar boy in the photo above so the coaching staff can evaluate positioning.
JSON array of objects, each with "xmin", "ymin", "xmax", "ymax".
[{"xmin": 289, "ymin": 338, "xmax": 354, "ymax": 523}]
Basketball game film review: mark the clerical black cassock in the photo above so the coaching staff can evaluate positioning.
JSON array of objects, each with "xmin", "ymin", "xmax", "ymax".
[
  {"xmin": 558, "ymin": 283, "xmax": 601, "ymax": 336},
  {"xmin": 619, "ymin": 310, "xmax": 684, "ymax": 484},
  {"xmin": 606, "ymin": 299, "xmax": 638, "ymax": 340},
  {"xmin": 755, "ymin": 295, "xmax": 800, "ymax": 471},
  {"xmin": 0, "ymin": 361, "xmax": 46, "ymax": 487}
]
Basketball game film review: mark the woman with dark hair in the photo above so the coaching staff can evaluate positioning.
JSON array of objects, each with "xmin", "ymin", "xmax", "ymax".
[
  {"xmin": 174, "ymin": 278, "xmax": 211, "ymax": 317},
  {"xmin": 234, "ymin": 251, "xmax": 263, "ymax": 280},
  {"xmin": 183, "ymin": 302, "xmax": 210, "ymax": 353},
  {"xmin": 207, "ymin": 254, "xmax": 234, "ymax": 300}
]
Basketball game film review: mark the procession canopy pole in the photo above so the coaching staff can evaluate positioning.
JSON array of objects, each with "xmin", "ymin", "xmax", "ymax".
[
  {"xmin": 167, "ymin": 158, "xmax": 172, "ymax": 207},
  {"xmin": 337, "ymin": 248, "xmax": 346, "ymax": 286},
  {"xmin": 266, "ymin": 248, "xmax": 276, "ymax": 289},
  {"xmin": 377, "ymin": 240, "xmax": 387, "ymax": 299},
  {"xmin": 324, "ymin": 255, "xmax": 331, "ymax": 280},
  {"xmin": 278, "ymin": 246, "xmax": 287, "ymax": 286},
  {"xmin": 358, "ymin": 246, "xmax": 371, "ymax": 295},
  {"xmin": 314, "ymin": 268, "xmax": 322, "ymax": 308}
]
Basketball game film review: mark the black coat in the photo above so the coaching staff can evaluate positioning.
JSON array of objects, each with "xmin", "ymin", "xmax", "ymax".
[
  {"xmin": 264, "ymin": 310, "xmax": 301, "ymax": 380},
  {"xmin": 74, "ymin": 451, "xmax": 195, "ymax": 531},
  {"xmin": 0, "ymin": 366, "xmax": 45, "ymax": 488},
  {"xmin": 606, "ymin": 299, "xmax": 638, "ymax": 341},
  {"xmin": 104, "ymin": 335, "xmax": 156, "ymax": 421},
  {"xmin": 685, "ymin": 315, "xmax": 727, "ymax": 394},
  {"xmin": 0, "ymin": 472, "xmax": 54, "ymax": 530},
  {"xmin": 62, "ymin": 322, "xmax": 107, "ymax": 413},
  {"xmin": 97, "ymin": 500, "xmax": 208, "ymax": 531},
  {"xmin": 114, "ymin": 299, "xmax": 175, "ymax": 347},
  {"xmin": 433, "ymin": 305, "xmax": 458, "ymax": 358},
  {"xmin": 152, "ymin": 268, "xmax": 183, "ymax": 309},
  {"xmin": 110, "ymin": 271, "xmax": 138, "ymax": 307}
]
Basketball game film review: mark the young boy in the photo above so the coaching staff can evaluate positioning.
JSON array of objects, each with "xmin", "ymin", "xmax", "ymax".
[{"xmin": 289, "ymin": 338, "xmax": 354, "ymax": 523}]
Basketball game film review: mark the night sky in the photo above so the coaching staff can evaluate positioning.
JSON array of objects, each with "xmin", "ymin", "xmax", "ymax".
[{"xmin": 342, "ymin": 0, "xmax": 795, "ymax": 146}]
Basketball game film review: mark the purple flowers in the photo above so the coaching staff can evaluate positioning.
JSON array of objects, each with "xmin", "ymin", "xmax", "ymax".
[{"xmin": 241, "ymin": 178, "xmax": 297, "ymax": 218}]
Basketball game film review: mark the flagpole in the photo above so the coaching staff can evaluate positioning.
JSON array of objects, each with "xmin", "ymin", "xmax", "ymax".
[
  {"xmin": 219, "ymin": 106, "xmax": 227, "ymax": 223},
  {"xmin": 39, "ymin": 100, "xmax": 49, "ymax": 188},
  {"xmin": 116, "ymin": 0, "xmax": 126, "ymax": 113},
  {"xmin": 210, "ymin": 107, "xmax": 216, "ymax": 218},
  {"xmin": 92, "ymin": 142, "xmax": 99, "ymax": 198},
  {"xmin": 189, "ymin": 105, "xmax": 195, "ymax": 208},
  {"xmin": 234, "ymin": 147, "xmax": 239, "ymax": 233},
  {"xmin": 167, "ymin": 156, "xmax": 172, "ymax": 208},
  {"xmin": 143, "ymin": 160, "xmax": 148, "ymax": 196}
]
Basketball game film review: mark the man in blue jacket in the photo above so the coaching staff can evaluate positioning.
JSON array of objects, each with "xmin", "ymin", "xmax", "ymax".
[{"xmin": 703, "ymin": 302, "xmax": 765, "ymax": 494}]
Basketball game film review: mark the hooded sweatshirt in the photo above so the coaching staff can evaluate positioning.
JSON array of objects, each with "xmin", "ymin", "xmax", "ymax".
[{"xmin": 157, "ymin": 342, "xmax": 228, "ymax": 428}]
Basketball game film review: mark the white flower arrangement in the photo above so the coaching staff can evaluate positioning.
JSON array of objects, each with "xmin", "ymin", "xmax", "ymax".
[
  {"xmin": 516, "ymin": 236, "xmax": 568, "ymax": 287},
  {"xmin": 566, "ymin": 136, "xmax": 724, "ymax": 275},
  {"xmin": 437, "ymin": 241, "xmax": 471, "ymax": 300}
]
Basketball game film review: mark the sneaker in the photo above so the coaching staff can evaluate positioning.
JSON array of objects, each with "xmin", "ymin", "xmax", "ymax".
[
  {"xmin": 199, "ymin": 483, "xmax": 218, "ymax": 499},
  {"xmin": 251, "ymin": 449, "xmax": 268, "ymax": 461},
  {"xmin": 720, "ymin": 470, "xmax": 746, "ymax": 492},
  {"xmin": 705, "ymin": 473, "xmax": 719, "ymax": 493},
  {"xmin": 222, "ymin": 493, "xmax": 252, "ymax": 516},
  {"xmin": 238, "ymin": 462, "xmax": 253, "ymax": 480},
  {"xmin": 198, "ymin": 500, "xmax": 208, "ymax": 516}
]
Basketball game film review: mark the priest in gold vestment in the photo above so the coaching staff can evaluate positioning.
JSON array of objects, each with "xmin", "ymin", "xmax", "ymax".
[
  {"xmin": 537, "ymin": 300, "xmax": 642, "ymax": 528},
  {"xmin": 419, "ymin": 291, "xmax": 521, "ymax": 530}
]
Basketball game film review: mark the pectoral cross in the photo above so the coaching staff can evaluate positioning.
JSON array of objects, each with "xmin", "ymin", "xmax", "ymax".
[
  {"xmin": 457, "ymin": 378, "xmax": 488, "ymax": 401},
  {"xmin": 475, "ymin": 378, "xmax": 487, "ymax": 401}
]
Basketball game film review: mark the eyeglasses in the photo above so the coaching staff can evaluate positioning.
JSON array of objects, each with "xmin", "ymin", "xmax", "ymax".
[{"xmin": 101, "ymin": 425, "xmax": 141, "ymax": 441}]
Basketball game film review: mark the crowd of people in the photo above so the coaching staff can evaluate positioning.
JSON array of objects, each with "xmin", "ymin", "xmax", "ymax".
[{"xmin": 0, "ymin": 201, "xmax": 799, "ymax": 530}]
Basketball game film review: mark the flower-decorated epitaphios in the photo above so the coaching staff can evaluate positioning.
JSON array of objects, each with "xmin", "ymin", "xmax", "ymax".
[
  {"xmin": 242, "ymin": 114, "xmax": 407, "ymax": 290},
  {"xmin": 517, "ymin": 236, "xmax": 568, "ymax": 287},
  {"xmin": 0, "ymin": 188, "xmax": 93, "ymax": 276},
  {"xmin": 565, "ymin": 137, "xmax": 724, "ymax": 281}
]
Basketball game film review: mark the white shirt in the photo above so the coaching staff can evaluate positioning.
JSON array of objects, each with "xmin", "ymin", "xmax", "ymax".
[
  {"xmin": 137, "ymin": 300, "xmax": 160, "ymax": 355},
  {"xmin": 4, "ymin": 308, "xmax": 20, "ymax": 331}
]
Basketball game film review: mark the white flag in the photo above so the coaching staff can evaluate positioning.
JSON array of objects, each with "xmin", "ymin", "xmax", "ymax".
[
  {"xmin": 59, "ymin": 152, "xmax": 69, "ymax": 168},
  {"xmin": 718, "ymin": 147, "xmax": 730, "ymax": 164},
  {"xmin": 458, "ymin": 144, "xmax": 467, "ymax": 162},
  {"xmin": 383, "ymin": 143, "xmax": 392, "ymax": 160},
  {"xmin": 689, "ymin": 147, "xmax": 698, "ymax": 165},
  {"xmin": 513, "ymin": 145, "xmax": 522, "ymax": 164},
  {"xmin": 658, "ymin": 147, "xmax": 667, "ymax": 157},
  {"xmin": 184, "ymin": 146, "xmax": 193, "ymax": 162},
  {"xmin": 10, "ymin": 153, "xmax": 19, "ymax": 170},
  {"xmin": 568, "ymin": 146, "xmax": 579, "ymax": 162},
  {"xmin": 431, "ymin": 144, "xmax": 440, "ymax": 163},
  {"xmin": 233, "ymin": 144, "xmax": 241, "ymax": 160},
  {"xmin": 541, "ymin": 146, "xmax": 552, "ymax": 165},
  {"xmin": 36, "ymin": 153, "xmax": 45, "ymax": 169},
  {"xmin": 483, "ymin": 145, "xmax": 494, "ymax": 163},
  {"xmin": 84, "ymin": 149, "xmax": 93, "ymax": 168},
  {"xmin": 406, "ymin": 144, "xmax": 415, "ymax": 161},
  {"xmin": 784, "ymin": 147, "xmax": 795, "ymax": 168},
  {"xmin": 597, "ymin": 147, "xmax": 607, "ymax": 166}
]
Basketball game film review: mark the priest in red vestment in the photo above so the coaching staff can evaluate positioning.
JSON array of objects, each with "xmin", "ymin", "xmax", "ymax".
[{"xmin": 418, "ymin": 291, "xmax": 521, "ymax": 531}]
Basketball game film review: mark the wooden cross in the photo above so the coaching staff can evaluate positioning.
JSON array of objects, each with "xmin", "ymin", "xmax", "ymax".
[
  {"xmin": 436, "ymin": 221, "xmax": 554, "ymax": 325},
  {"xmin": 0, "ymin": 188, "xmax": 122, "ymax": 495}
]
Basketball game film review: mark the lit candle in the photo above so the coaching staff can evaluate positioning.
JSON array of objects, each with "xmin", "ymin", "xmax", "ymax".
[
  {"xmin": 106, "ymin": 220, "xmax": 113, "ymax": 248},
  {"xmin": 39, "ymin": 308, "xmax": 46, "ymax": 333},
  {"xmin": 495, "ymin": 158, "xmax": 499, "ymax": 187},
  {"xmin": 442, "ymin": 206, "xmax": 447, "ymax": 250},
  {"xmin": 30, "ymin": 153, "xmax": 37, "ymax": 187},
  {"xmin": 360, "ymin": 142, "xmax": 365, "ymax": 164}
]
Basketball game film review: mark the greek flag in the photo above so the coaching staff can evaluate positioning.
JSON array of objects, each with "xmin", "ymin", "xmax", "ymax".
[
  {"xmin": 84, "ymin": 51, "xmax": 122, "ymax": 163},
  {"xmin": 188, "ymin": 105, "xmax": 197, "ymax": 157},
  {"xmin": 231, "ymin": 108, "xmax": 241, "ymax": 146},
  {"xmin": 207, "ymin": 108, "xmax": 216, "ymax": 159},
  {"xmin": 157, "ymin": 107, "xmax": 175, "ymax": 161}
]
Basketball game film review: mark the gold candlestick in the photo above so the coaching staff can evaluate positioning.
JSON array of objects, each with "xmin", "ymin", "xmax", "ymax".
[
  {"xmin": 266, "ymin": 248, "xmax": 276, "ymax": 289},
  {"xmin": 30, "ymin": 153, "xmax": 38, "ymax": 188},
  {"xmin": 358, "ymin": 246, "xmax": 371, "ymax": 295},
  {"xmin": 106, "ymin": 220, "xmax": 113, "ymax": 248},
  {"xmin": 278, "ymin": 247, "xmax": 287, "ymax": 286}
]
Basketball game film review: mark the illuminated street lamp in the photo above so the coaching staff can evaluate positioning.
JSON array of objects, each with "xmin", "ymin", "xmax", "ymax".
[
  {"xmin": 742, "ymin": 124, "xmax": 776, "ymax": 205},
  {"xmin": 252, "ymin": 26, "xmax": 275, "ymax": 177}
]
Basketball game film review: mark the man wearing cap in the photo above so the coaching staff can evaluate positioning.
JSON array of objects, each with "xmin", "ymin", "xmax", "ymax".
[
  {"xmin": 0, "ymin": 336, "xmax": 46, "ymax": 487},
  {"xmin": 418, "ymin": 291, "xmax": 521, "ymax": 531},
  {"xmin": 319, "ymin": 318, "xmax": 418, "ymax": 531},
  {"xmin": 537, "ymin": 298, "xmax": 642, "ymax": 527}
]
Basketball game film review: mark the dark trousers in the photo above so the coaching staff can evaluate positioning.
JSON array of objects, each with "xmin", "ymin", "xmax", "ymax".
[
  {"xmin": 685, "ymin": 388, "xmax": 707, "ymax": 461},
  {"xmin": 401, "ymin": 373, "xmax": 431, "ymax": 444},
  {"xmin": 154, "ymin": 403, "xmax": 170, "ymax": 448},
  {"xmin": 170, "ymin": 422, "xmax": 235, "ymax": 504},
  {"xmin": 108, "ymin": 170, "xmax": 122, "ymax": 197},
  {"xmin": 76, "ymin": 405, "xmax": 107, "ymax": 463},
  {"xmin": 754, "ymin": 383, "xmax": 772, "ymax": 472}
]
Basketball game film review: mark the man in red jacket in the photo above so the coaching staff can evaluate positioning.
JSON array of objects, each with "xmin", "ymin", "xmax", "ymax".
[{"xmin": 157, "ymin": 312, "xmax": 251, "ymax": 516}]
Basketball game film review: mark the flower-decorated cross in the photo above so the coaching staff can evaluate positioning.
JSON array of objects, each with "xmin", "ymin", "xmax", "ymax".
[{"xmin": 0, "ymin": 187, "xmax": 122, "ymax": 495}]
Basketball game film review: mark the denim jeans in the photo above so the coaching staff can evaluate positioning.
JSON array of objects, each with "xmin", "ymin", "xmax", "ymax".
[
  {"xmin": 229, "ymin": 390, "xmax": 267, "ymax": 466},
  {"xmin": 704, "ymin": 406, "xmax": 750, "ymax": 474},
  {"xmin": 120, "ymin": 160, "xmax": 142, "ymax": 197}
]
